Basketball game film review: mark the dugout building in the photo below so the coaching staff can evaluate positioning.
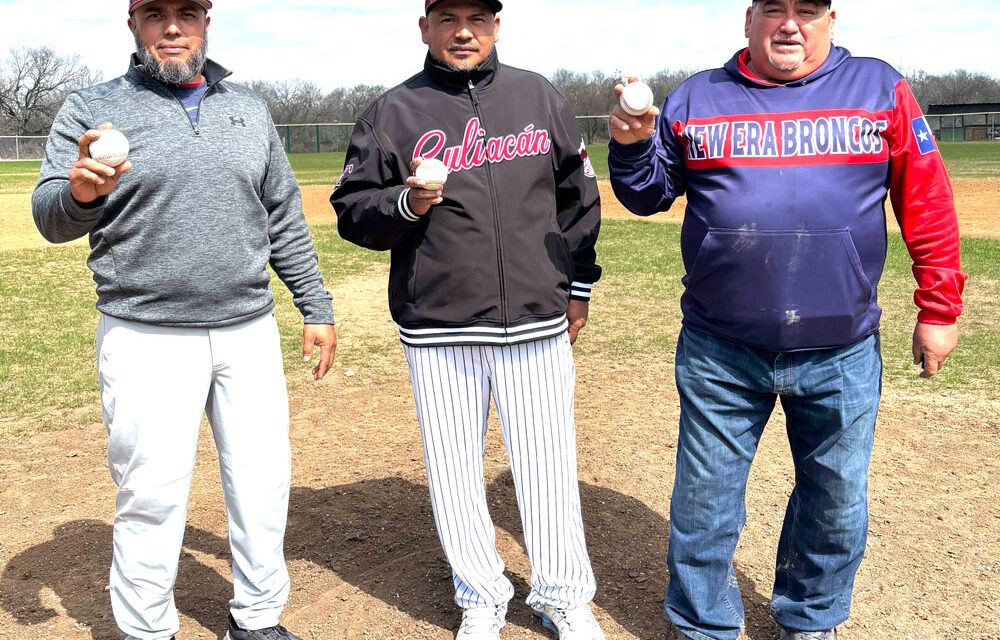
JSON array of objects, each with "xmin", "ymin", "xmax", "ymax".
[{"xmin": 926, "ymin": 103, "xmax": 1000, "ymax": 141}]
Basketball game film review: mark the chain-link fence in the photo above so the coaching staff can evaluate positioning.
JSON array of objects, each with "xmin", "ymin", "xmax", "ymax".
[
  {"xmin": 275, "ymin": 123, "xmax": 355, "ymax": 154},
  {"xmin": 0, "ymin": 136, "xmax": 48, "ymax": 161},
  {"xmin": 3, "ymin": 114, "xmax": 996, "ymax": 160},
  {"xmin": 577, "ymin": 116, "xmax": 612, "ymax": 145}
]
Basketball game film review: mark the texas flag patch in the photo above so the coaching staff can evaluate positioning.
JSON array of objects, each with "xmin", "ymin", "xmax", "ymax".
[
  {"xmin": 912, "ymin": 117, "xmax": 937, "ymax": 155},
  {"xmin": 579, "ymin": 139, "xmax": 596, "ymax": 178}
]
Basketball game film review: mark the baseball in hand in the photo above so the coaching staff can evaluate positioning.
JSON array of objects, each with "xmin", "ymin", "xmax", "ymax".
[
  {"xmin": 88, "ymin": 129, "xmax": 130, "ymax": 167},
  {"xmin": 619, "ymin": 81, "xmax": 654, "ymax": 116},
  {"xmin": 414, "ymin": 157, "xmax": 448, "ymax": 190}
]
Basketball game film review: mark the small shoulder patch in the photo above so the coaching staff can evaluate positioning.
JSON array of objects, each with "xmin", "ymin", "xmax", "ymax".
[
  {"xmin": 334, "ymin": 163, "xmax": 355, "ymax": 189},
  {"xmin": 912, "ymin": 117, "xmax": 937, "ymax": 155}
]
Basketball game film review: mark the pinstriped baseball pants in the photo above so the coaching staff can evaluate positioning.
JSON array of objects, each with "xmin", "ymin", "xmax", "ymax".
[{"xmin": 403, "ymin": 334, "xmax": 597, "ymax": 611}]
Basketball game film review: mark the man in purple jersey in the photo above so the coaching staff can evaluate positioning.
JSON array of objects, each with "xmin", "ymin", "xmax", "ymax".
[{"xmin": 608, "ymin": 1, "xmax": 965, "ymax": 639}]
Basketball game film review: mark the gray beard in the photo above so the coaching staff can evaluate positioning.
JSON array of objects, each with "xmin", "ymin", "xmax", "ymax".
[
  {"xmin": 767, "ymin": 54, "xmax": 802, "ymax": 72},
  {"xmin": 135, "ymin": 33, "xmax": 208, "ymax": 84},
  {"xmin": 446, "ymin": 60, "xmax": 482, "ymax": 72}
]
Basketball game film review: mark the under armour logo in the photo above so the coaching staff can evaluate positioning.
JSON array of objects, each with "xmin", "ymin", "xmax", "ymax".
[{"xmin": 230, "ymin": 116, "xmax": 246, "ymax": 127}]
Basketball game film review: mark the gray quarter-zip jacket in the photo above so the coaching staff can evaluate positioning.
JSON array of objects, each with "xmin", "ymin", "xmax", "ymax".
[{"xmin": 32, "ymin": 55, "xmax": 334, "ymax": 327}]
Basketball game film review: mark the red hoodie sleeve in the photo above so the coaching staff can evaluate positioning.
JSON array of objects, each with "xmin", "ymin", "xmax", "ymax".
[{"xmin": 886, "ymin": 79, "xmax": 968, "ymax": 325}]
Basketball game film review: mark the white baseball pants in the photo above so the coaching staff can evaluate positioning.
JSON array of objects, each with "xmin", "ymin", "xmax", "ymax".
[
  {"xmin": 403, "ymin": 334, "xmax": 597, "ymax": 611},
  {"xmin": 97, "ymin": 313, "xmax": 291, "ymax": 640}
]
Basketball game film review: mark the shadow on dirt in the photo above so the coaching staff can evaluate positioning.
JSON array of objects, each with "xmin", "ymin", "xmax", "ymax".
[{"xmin": 1, "ymin": 475, "xmax": 779, "ymax": 638}]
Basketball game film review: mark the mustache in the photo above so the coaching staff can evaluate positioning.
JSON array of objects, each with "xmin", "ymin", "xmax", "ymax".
[{"xmin": 134, "ymin": 32, "xmax": 209, "ymax": 84}]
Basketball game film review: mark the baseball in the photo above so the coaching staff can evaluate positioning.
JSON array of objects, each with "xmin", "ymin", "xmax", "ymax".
[
  {"xmin": 415, "ymin": 157, "xmax": 448, "ymax": 190},
  {"xmin": 619, "ymin": 81, "xmax": 655, "ymax": 117},
  {"xmin": 88, "ymin": 129, "xmax": 130, "ymax": 167}
]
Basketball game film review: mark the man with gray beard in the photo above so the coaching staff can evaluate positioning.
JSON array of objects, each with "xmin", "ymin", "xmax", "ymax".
[{"xmin": 32, "ymin": 2, "xmax": 334, "ymax": 639}]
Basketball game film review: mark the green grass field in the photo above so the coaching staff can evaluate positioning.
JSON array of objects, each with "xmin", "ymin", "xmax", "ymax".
[
  {"xmin": 1, "ymin": 141, "xmax": 997, "ymax": 433},
  {"xmin": 287, "ymin": 152, "xmax": 348, "ymax": 186},
  {"xmin": 2, "ymin": 221, "xmax": 997, "ymax": 433},
  {"xmin": 2, "ymin": 139, "xmax": 991, "ymax": 190},
  {"xmin": 0, "ymin": 160, "xmax": 45, "ymax": 194},
  {"xmin": 936, "ymin": 141, "xmax": 1000, "ymax": 178}
]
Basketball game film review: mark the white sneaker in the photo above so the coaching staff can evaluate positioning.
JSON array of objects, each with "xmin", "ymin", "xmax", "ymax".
[
  {"xmin": 532, "ymin": 603, "xmax": 606, "ymax": 639},
  {"xmin": 455, "ymin": 603, "xmax": 507, "ymax": 639}
]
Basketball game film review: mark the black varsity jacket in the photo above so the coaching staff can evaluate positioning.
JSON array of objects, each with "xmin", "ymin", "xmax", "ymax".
[{"xmin": 331, "ymin": 50, "xmax": 601, "ymax": 347}]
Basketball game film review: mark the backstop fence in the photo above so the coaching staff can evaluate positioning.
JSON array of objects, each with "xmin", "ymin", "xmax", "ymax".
[{"xmin": 2, "ymin": 113, "xmax": 997, "ymax": 160}]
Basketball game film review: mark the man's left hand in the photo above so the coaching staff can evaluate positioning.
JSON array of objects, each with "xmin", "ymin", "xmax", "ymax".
[
  {"xmin": 567, "ymin": 300, "xmax": 589, "ymax": 345},
  {"xmin": 912, "ymin": 321, "xmax": 958, "ymax": 378},
  {"xmin": 303, "ymin": 324, "xmax": 337, "ymax": 381}
]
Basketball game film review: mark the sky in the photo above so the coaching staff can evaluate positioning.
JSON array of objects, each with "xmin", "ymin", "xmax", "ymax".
[{"xmin": 2, "ymin": 0, "xmax": 998, "ymax": 92}]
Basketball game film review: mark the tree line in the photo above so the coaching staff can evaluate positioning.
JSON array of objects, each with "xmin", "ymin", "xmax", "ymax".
[{"xmin": 3, "ymin": 46, "xmax": 1000, "ymax": 136}]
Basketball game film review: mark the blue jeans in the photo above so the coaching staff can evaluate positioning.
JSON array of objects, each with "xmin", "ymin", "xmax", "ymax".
[{"xmin": 667, "ymin": 327, "xmax": 881, "ymax": 639}]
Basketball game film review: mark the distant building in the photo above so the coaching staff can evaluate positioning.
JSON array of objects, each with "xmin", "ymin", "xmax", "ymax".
[{"xmin": 926, "ymin": 103, "xmax": 1000, "ymax": 141}]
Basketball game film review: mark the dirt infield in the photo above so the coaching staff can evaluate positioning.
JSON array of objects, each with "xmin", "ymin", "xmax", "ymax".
[
  {"xmin": 298, "ymin": 178, "xmax": 998, "ymax": 237},
  {"xmin": 1, "ymin": 277, "xmax": 998, "ymax": 639},
  {"xmin": 1, "ymin": 183, "xmax": 998, "ymax": 638},
  {"xmin": 3, "ymin": 179, "xmax": 995, "ymax": 251}
]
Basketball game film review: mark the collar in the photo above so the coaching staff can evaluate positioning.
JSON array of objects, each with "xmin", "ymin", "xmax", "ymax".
[
  {"xmin": 422, "ymin": 47, "xmax": 499, "ymax": 91},
  {"xmin": 728, "ymin": 45, "xmax": 849, "ymax": 88},
  {"xmin": 127, "ymin": 53, "xmax": 232, "ymax": 88},
  {"xmin": 737, "ymin": 49, "xmax": 781, "ymax": 87}
]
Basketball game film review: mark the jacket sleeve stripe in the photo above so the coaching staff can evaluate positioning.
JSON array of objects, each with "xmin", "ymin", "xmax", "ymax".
[{"xmin": 398, "ymin": 188, "xmax": 421, "ymax": 222}]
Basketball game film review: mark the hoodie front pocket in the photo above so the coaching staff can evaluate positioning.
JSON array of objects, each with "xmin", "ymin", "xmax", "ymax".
[{"xmin": 684, "ymin": 227, "xmax": 877, "ymax": 350}]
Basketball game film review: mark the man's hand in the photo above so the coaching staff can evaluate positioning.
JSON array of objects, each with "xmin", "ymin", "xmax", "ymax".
[
  {"xmin": 912, "ymin": 321, "xmax": 958, "ymax": 378},
  {"xmin": 567, "ymin": 300, "xmax": 589, "ymax": 345},
  {"xmin": 70, "ymin": 123, "xmax": 132, "ymax": 204},
  {"xmin": 405, "ymin": 157, "xmax": 444, "ymax": 216},
  {"xmin": 303, "ymin": 324, "xmax": 337, "ymax": 381},
  {"xmin": 610, "ymin": 77, "xmax": 660, "ymax": 146}
]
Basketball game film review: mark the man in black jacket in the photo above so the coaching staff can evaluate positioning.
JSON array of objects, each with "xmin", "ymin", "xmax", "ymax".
[{"xmin": 331, "ymin": 1, "xmax": 603, "ymax": 638}]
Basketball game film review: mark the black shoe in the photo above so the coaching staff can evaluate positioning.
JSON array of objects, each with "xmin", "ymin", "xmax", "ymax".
[{"xmin": 224, "ymin": 613, "xmax": 302, "ymax": 640}]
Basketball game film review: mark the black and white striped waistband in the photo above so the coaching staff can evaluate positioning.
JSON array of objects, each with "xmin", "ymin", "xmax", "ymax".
[{"xmin": 398, "ymin": 315, "xmax": 569, "ymax": 347}]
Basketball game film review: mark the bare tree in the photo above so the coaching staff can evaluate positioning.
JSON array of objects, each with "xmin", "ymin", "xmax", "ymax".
[
  {"xmin": 551, "ymin": 69, "xmax": 620, "ymax": 116},
  {"xmin": 245, "ymin": 80, "xmax": 386, "ymax": 124},
  {"xmin": 905, "ymin": 70, "xmax": 1000, "ymax": 110},
  {"xmin": 338, "ymin": 84, "xmax": 388, "ymax": 122},
  {"xmin": 0, "ymin": 46, "xmax": 102, "ymax": 135},
  {"xmin": 245, "ymin": 79, "xmax": 328, "ymax": 124},
  {"xmin": 645, "ymin": 68, "xmax": 694, "ymax": 106}
]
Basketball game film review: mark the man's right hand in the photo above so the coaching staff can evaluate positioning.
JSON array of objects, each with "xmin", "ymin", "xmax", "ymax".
[
  {"xmin": 610, "ymin": 76, "xmax": 660, "ymax": 145},
  {"xmin": 405, "ymin": 157, "xmax": 444, "ymax": 217},
  {"xmin": 70, "ymin": 123, "xmax": 131, "ymax": 204}
]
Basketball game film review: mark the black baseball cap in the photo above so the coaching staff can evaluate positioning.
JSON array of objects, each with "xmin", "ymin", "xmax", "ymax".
[{"xmin": 425, "ymin": 0, "xmax": 502, "ymax": 14}]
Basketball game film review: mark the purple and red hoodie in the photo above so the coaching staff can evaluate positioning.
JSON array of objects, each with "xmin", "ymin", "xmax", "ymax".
[{"xmin": 609, "ymin": 46, "xmax": 967, "ymax": 352}]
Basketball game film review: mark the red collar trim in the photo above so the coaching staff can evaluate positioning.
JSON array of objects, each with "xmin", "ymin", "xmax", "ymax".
[
  {"xmin": 172, "ymin": 80, "xmax": 206, "ymax": 88},
  {"xmin": 737, "ymin": 49, "xmax": 781, "ymax": 87}
]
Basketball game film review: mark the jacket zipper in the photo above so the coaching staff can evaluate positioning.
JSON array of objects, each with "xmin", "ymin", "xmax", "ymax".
[
  {"xmin": 153, "ymin": 81, "xmax": 213, "ymax": 136},
  {"xmin": 467, "ymin": 79, "xmax": 509, "ymax": 329}
]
